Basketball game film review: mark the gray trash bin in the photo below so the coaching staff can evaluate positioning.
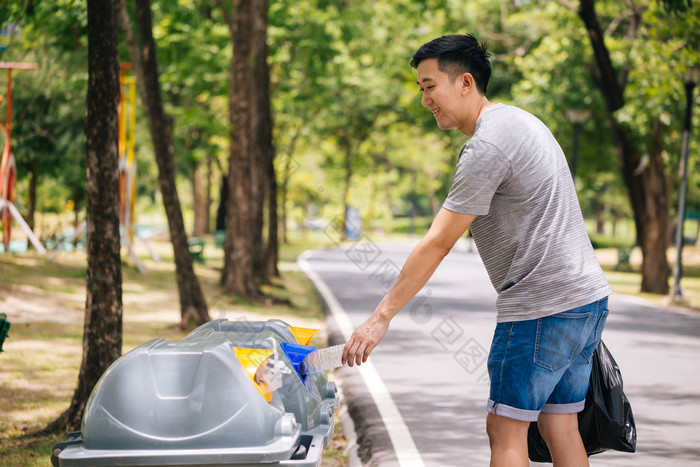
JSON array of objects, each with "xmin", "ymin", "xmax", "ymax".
[{"xmin": 51, "ymin": 320, "xmax": 339, "ymax": 467}]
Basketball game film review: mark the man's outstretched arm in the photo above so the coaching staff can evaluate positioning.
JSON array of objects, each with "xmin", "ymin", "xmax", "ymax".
[{"xmin": 342, "ymin": 208, "xmax": 476, "ymax": 367}]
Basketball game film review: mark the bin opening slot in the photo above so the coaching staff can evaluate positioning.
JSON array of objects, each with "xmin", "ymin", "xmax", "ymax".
[{"xmin": 291, "ymin": 435, "xmax": 313, "ymax": 460}]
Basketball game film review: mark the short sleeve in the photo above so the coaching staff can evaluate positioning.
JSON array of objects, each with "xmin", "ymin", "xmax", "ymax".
[{"xmin": 442, "ymin": 139, "xmax": 511, "ymax": 216}]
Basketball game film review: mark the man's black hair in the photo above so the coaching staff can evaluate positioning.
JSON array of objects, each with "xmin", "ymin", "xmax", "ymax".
[{"xmin": 410, "ymin": 34, "xmax": 492, "ymax": 94}]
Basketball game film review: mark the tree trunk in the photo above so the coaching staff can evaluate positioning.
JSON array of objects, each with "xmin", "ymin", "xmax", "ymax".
[
  {"xmin": 48, "ymin": 0, "xmax": 123, "ymax": 432},
  {"xmin": 640, "ymin": 118, "xmax": 670, "ymax": 292},
  {"xmin": 266, "ymin": 154, "xmax": 279, "ymax": 277},
  {"xmin": 118, "ymin": 0, "xmax": 210, "ymax": 327},
  {"xmin": 204, "ymin": 154, "xmax": 212, "ymax": 234},
  {"xmin": 252, "ymin": 0, "xmax": 278, "ymax": 279},
  {"xmin": 578, "ymin": 0, "xmax": 670, "ymax": 294},
  {"xmin": 281, "ymin": 177, "xmax": 288, "ymax": 244},
  {"xmin": 192, "ymin": 160, "xmax": 207, "ymax": 237},
  {"xmin": 250, "ymin": 116, "xmax": 264, "ymax": 281},
  {"xmin": 219, "ymin": 0, "xmax": 258, "ymax": 297},
  {"xmin": 595, "ymin": 204, "xmax": 604, "ymax": 234},
  {"xmin": 216, "ymin": 174, "xmax": 227, "ymax": 231},
  {"xmin": 280, "ymin": 127, "xmax": 301, "ymax": 245},
  {"xmin": 248, "ymin": 0, "xmax": 265, "ymax": 280}
]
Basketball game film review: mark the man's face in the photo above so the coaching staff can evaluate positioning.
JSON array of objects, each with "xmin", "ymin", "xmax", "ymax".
[{"xmin": 416, "ymin": 58, "xmax": 467, "ymax": 132}]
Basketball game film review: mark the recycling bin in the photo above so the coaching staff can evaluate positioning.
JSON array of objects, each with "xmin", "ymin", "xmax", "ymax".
[{"xmin": 51, "ymin": 320, "xmax": 339, "ymax": 467}]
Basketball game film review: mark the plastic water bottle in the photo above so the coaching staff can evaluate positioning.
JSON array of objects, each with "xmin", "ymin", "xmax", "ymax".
[
  {"xmin": 254, "ymin": 357, "xmax": 291, "ymax": 394},
  {"xmin": 300, "ymin": 344, "xmax": 345, "ymax": 375}
]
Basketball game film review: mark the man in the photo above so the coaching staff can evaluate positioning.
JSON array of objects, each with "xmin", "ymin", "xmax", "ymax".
[{"xmin": 342, "ymin": 34, "xmax": 611, "ymax": 467}]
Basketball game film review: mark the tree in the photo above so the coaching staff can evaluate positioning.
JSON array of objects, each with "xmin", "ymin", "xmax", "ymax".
[
  {"xmin": 509, "ymin": 0, "xmax": 697, "ymax": 294},
  {"xmin": 138, "ymin": 1, "xmax": 230, "ymax": 239},
  {"xmin": 217, "ymin": 0, "xmax": 259, "ymax": 297},
  {"xmin": 268, "ymin": 1, "xmax": 337, "ymax": 244},
  {"xmin": 569, "ymin": 0, "xmax": 670, "ymax": 293},
  {"xmin": 253, "ymin": 0, "xmax": 279, "ymax": 280},
  {"xmin": 192, "ymin": 158, "xmax": 211, "ymax": 237},
  {"xmin": 311, "ymin": 1, "xmax": 420, "ymax": 239},
  {"xmin": 118, "ymin": 0, "xmax": 210, "ymax": 327},
  {"xmin": 215, "ymin": 0, "xmax": 278, "ymax": 289},
  {"xmin": 48, "ymin": 0, "xmax": 123, "ymax": 433}
]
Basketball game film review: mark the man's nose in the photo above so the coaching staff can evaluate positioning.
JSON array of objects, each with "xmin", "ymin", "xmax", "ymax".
[{"xmin": 421, "ymin": 93, "xmax": 431, "ymax": 107}]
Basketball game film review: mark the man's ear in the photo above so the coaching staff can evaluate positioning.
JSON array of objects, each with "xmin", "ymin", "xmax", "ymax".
[{"xmin": 461, "ymin": 73, "xmax": 475, "ymax": 95}]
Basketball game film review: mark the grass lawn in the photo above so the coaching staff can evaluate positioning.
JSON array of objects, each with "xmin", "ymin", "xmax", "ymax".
[
  {"xmin": 0, "ymin": 231, "xmax": 347, "ymax": 467},
  {"xmin": 595, "ymin": 245, "xmax": 700, "ymax": 311}
]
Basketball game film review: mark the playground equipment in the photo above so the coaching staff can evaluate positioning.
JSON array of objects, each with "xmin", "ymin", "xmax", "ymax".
[
  {"xmin": 48, "ymin": 64, "xmax": 159, "ymax": 272},
  {"xmin": 116, "ymin": 63, "xmax": 149, "ymax": 273},
  {"xmin": 119, "ymin": 64, "xmax": 137, "ymax": 248},
  {"xmin": 0, "ymin": 62, "xmax": 46, "ymax": 254}
]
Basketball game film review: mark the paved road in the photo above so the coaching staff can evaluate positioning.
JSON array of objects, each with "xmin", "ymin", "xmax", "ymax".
[{"xmin": 299, "ymin": 240, "xmax": 700, "ymax": 467}]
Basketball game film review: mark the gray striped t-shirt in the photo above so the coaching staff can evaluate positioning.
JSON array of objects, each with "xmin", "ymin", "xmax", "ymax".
[{"xmin": 443, "ymin": 103, "xmax": 611, "ymax": 323}]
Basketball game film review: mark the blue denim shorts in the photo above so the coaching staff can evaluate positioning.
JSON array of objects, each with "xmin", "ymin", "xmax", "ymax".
[{"xmin": 486, "ymin": 297, "xmax": 608, "ymax": 422}]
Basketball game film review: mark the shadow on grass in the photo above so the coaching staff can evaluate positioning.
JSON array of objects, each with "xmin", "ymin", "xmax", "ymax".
[{"xmin": 0, "ymin": 429, "xmax": 64, "ymax": 467}]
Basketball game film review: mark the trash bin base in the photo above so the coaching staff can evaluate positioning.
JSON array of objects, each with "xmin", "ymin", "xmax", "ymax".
[{"xmin": 55, "ymin": 434, "xmax": 326, "ymax": 467}]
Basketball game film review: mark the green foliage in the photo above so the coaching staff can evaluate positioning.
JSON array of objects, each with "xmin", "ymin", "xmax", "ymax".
[
  {"xmin": 146, "ymin": 0, "xmax": 229, "ymax": 176},
  {"xmin": 657, "ymin": 0, "xmax": 695, "ymax": 14},
  {"xmin": 2, "ymin": 0, "xmax": 698, "ymax": 240},
  {"xmin": 589, "ymin": 234, "xmax": 635, "ymax": 250},
  {"xmin": 507, "ymin": 0, "xmax": 700, "ymax": 238},
  {"xmin": 1, "ymin": 0, "xmax": 88, "ymax": 215}
]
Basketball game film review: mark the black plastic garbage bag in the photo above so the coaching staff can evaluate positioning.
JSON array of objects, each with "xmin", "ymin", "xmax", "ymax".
[{"xmin": 528, "ymin": 340, "xmax": 636, "ymax": 462}]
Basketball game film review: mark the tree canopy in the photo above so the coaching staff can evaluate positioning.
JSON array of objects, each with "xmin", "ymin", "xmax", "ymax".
[{"xmin": 1, "ymin": 0, "xmax": 699, "ymax": 292}]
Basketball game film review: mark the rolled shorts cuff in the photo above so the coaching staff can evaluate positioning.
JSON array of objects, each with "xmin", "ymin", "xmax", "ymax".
[
  {"xmin": 541, "ymin": 400, "xmax": 585, "ymax": 414},
  {"xmin": 486, "ymin": 400, "xmax": 540, "ymax": 422}
]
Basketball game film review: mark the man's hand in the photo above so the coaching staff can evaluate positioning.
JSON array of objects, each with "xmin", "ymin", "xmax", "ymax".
[
  {"xmin": 342, "ymin": 312, "xmax": 391, "ymax": 367},
  {"xmin": 341, "ymin": 209, "xmax": 475, "ymax": 368}
]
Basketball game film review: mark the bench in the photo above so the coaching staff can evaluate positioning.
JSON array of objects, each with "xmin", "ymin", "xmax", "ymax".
[
  {"xmin": 188, "ymin": 237, "xmax": 205, "ymax": 263},
  {"xmin": 0, "ymin": 313, "xmax": 10, "ymax": 352},
  {"xmin": 214, "ymin": 230, "xmax": 226, "ymax": 248}
]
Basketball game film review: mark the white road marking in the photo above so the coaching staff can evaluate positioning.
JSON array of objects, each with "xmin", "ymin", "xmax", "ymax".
[{"xmin": 298, "ymin": 250, "xmax": 426, "ymax": 467}]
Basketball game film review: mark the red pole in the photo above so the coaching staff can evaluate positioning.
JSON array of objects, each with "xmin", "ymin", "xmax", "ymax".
[{"xmin": 6, "ymin": 68, "xmax": 11, "ymax": 141}]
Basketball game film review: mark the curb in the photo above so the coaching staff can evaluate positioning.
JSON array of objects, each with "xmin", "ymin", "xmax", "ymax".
[{"xmin": 337, "ymin": 390, "xmax": 362, "ymax": 467}]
